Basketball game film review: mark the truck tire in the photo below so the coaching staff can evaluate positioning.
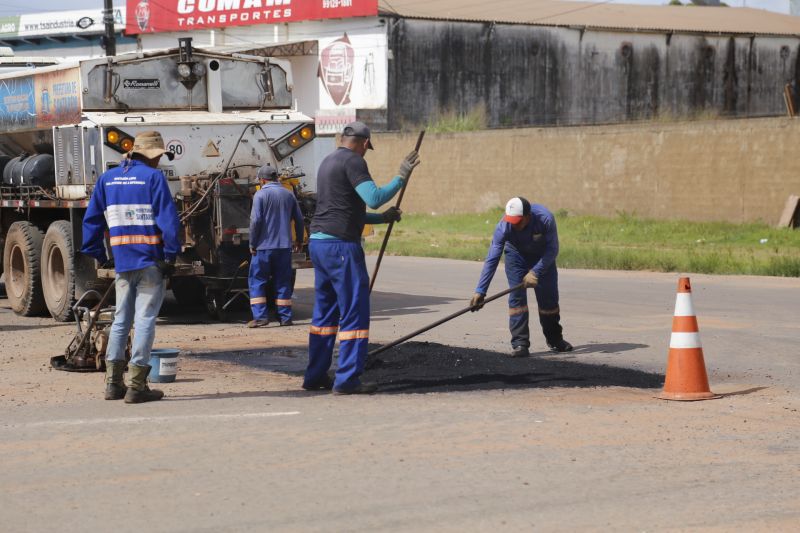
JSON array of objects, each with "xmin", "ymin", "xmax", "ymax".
[
  {"xmin": 41, "ymin": 221, "xmax": 76, "ymax": 321},
  {"xmin": 2, "ymin": 221, "xmax": 46, "ymax": 316}
]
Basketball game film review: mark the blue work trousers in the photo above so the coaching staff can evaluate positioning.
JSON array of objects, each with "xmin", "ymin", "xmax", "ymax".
[
  {"xmin": 106, "ymin": 265, "xmax": 166, "ymax": 368},
  {"xmin": 249, "ymin": 248, "xmax": 293, "ymax": 323},
  {"xmin": 505, "ymin": 248, "xmax": 563, "ymax": 349},
  {"xmin": 304, "ymin": 239, "xmax": 370, "ymax": 391}
]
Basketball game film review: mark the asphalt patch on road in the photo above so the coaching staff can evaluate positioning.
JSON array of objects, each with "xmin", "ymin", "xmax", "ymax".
[
  {"xmin": 363, "ymin": 341, "xmax": 663, "ymax": 394},
  {"xmin": 186, "ymin": 341, "xmax": 662, "ymax": 395}
]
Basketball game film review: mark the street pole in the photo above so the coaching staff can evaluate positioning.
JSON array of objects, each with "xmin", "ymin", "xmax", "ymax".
[{"xmin": 103, "ymin": 0, "xmax": 116, "ymax": 57}]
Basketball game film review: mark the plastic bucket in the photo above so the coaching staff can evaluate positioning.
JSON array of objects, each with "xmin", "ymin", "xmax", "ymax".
[{"xmin": 148, "ymin": 348, "xmax": 179, "ymax": 383}]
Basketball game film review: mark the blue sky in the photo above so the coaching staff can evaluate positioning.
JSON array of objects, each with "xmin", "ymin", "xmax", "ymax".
[{"xmin": 0, "ymin": 0, "xmax": 792, "ymax": 17}]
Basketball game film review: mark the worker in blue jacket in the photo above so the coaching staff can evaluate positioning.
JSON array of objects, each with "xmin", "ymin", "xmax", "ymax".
[
  {"xmin": 471, "ymin": 197, "xmax": 573, "ymax": 357},
  {"xmin": 247, "ymin": 163, "xmax": 305, "ymax": 328},
  {"xmin": 303, "ymin": 121, "xmax": 419, "ymax": 394},
  {"xmin": 81, "ymin": 130, "xmax": 181, "ymax": 404}
]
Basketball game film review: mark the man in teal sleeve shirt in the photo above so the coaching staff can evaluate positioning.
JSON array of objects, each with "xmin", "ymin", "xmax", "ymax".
[{"xmin": 303, "ymin": 121, "xmax": 420, "ymax": 394}]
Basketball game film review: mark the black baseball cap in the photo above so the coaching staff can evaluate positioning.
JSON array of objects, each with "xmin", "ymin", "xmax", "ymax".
[{"xmin": 342, "ymin": 121, "xmax": 374, "ymax": 150}]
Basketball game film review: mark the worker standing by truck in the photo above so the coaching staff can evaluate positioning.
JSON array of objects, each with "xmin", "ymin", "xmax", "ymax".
[
  {"xmin": 247, "ymin": 164, "xmax": 305, "ymax": 328},
  {"xmin": 81, "ymin": 131, "xmax": 181, "ymax": 404},
  {"xmin": 470, "ymin": 197, "xmax": 573, "ymax": 357},
  {"xmin": 303, "ymin": 122, "xmax": 419, "ymax": 394}
]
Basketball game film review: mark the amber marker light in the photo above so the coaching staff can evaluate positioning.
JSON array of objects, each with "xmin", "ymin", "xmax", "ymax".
[
  {"xmin": 107, "ymin": 130, "xmax": 120, "ymax": 144},
  {"xmin": 269, "ymin": 123, "xmax": 315, "ymax": 160},
  {"xmin": 120, "ymin": 138, "xmax": 134, "ymax": 151}
]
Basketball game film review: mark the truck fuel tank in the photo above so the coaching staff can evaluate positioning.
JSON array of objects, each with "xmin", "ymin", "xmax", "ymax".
[{"xmin": 2, "ymin": 153, "xmax": 55, "ymax": 188}]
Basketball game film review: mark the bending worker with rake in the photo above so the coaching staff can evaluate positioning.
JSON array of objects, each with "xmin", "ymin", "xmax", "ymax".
[{"xmin": 471, "ymin": 197, "xmax": 573, "ymax": 357}]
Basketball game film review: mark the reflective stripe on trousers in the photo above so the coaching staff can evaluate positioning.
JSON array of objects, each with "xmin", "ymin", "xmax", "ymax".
[
  {"xmin": 305, "ymin": 239, "xmax": 370, "ymax": 391},
  {"xmin": 504, "ymin": 247, "xmax": 562, "ymax": 349},
  {"xmin": 248, "ymin": 248, "xmax": 294, "ymax": 322}
]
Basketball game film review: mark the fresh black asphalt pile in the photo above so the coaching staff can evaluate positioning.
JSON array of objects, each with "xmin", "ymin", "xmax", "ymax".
[
  {"xmin": 188, "ymin": 340, "xmax": 663, "ymax": 395},
  {"xmin": 363, "ymin": 341, "xmax": 663, "ymax": 394}
]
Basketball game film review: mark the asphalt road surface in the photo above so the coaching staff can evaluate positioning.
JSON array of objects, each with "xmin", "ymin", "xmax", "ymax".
[{"xmin": 1, "ymin": 257, "xmax": 798, "ymax": 532}]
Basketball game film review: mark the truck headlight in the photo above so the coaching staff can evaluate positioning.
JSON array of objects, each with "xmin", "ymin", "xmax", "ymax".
[{"xmin": 177, "ymin": 63, "xmax": 192, "ymax": 78}]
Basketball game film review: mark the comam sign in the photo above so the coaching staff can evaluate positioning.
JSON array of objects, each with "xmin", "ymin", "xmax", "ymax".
[{"xmin": 126, "ymin": 0, "xmax": 378, "ymax": 34}]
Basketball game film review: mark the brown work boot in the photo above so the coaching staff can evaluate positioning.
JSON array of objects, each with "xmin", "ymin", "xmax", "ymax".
[
  {"xmin": 104, "ymin": 360, "xmax": 127, "ymax": 400},
  {"xmin": 124, "ymin": 364, "xmax": 164, "ymax": 404},
  {"xmin": 247, "ymin": 319, "xmax": 269, "ymax": 328}
]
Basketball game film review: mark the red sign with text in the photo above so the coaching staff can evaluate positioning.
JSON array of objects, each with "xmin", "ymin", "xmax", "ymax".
[{"xmin": 127, "ymin": 0, "xmax": 378, "ymax": 34}]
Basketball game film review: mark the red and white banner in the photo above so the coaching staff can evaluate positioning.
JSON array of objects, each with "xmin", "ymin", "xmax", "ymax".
[{"xmin": 127, "ymin": 0, "xmax": 378, "ymax": 34}]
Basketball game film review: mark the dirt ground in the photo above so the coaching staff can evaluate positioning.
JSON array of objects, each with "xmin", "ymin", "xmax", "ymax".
[{"xmin": 1, "ymin": 260, "xmax": 799, "ymax": 532}]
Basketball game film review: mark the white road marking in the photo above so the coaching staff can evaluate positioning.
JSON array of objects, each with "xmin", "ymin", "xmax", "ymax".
[{"xmin": 3, "ymin": 411, "xmax": 301, "ymax": 429}]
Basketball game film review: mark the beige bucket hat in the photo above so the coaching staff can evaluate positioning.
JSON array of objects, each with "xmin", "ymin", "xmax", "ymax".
[{"xmin": 130, "ymin": 131, "xmax": 174, "ymax": 160}]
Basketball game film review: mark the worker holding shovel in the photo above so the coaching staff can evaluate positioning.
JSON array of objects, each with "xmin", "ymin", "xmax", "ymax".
[
  {"xmin": 303, "ymin": 121, "xmax": 419, "ymax": 394},
  {"xmin": 471, "ymin": 197, "xmax": 573, "ymax": 357}
]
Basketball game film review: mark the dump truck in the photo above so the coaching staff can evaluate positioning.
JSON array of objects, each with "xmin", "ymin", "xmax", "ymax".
[{"xmin": 0, "ymin": 38, "xmax": 319, "ymax": 323}]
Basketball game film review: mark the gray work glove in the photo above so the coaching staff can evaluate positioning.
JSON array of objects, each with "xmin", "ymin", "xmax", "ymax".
[
  {"xmin": 398, "ymin": 150, "xmax": 421, "ymax": 181},
  {"xmin": 523, "ymin": 272, "xmax": 538, "ymax": 288},
  {"xmin": 382, "ymin": 206, "xmax": 402, "ymax": 223},
  {"xmin": 469, "ymin": 293, "xmax": 485, "ymax": 311}
]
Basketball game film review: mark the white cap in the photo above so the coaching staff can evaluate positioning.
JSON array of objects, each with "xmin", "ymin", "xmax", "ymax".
[{"xmin": 504, "ymin": 197, "xmax": 531, "ymax": 224}]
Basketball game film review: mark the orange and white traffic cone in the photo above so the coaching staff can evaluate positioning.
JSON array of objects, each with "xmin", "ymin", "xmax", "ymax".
[{"xmin": 657, "ymin": 277, "xmax": 720, "ymax": 401}]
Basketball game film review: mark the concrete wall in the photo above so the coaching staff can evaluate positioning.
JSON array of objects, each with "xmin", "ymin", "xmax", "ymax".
[
  {"xmin": 364, "ymin": 117, "xmax": 800, "ymax": 224},
  {"xmin": 386, "ymin": 18, "xmax": 800, "ymax": 129}
]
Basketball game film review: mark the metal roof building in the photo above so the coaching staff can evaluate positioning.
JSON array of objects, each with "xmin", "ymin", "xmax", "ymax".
[
  {"xmin": 378, "ymin": 0, "xmax": 800, "ymax": 36},
  {"xmin": 7, "ymin": 1, "xmax": 800, "ymax": 129},
  {"xmin": 374, "ymin": 0, "xmax": 800, "ymax": 128}
]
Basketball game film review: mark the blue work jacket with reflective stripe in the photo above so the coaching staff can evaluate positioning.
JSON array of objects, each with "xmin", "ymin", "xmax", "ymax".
[
  {"xmin": 475, "ymin": 204, "xmax": 559, "ymax": 295},
  {"xmin": 81, "ymin": 159, "xmax": 181, "ymax": 273}
]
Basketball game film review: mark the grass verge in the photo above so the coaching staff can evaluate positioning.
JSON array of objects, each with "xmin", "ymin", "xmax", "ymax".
[{"xmin": 363, "ymin": 210, "xmax": 800, "ymax": 277}]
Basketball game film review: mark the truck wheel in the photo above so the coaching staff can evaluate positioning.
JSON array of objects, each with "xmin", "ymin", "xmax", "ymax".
[
  {"xmin": 171, "ymin": 277, "xmax": 205, "ymax": 308},
  {"xmin": 41, "ymin": 221, "xmax": 76, "ymax": 321},
  {"xmin": 2, "ymin": 221, "xmax": 46, "ymax": 316}
]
